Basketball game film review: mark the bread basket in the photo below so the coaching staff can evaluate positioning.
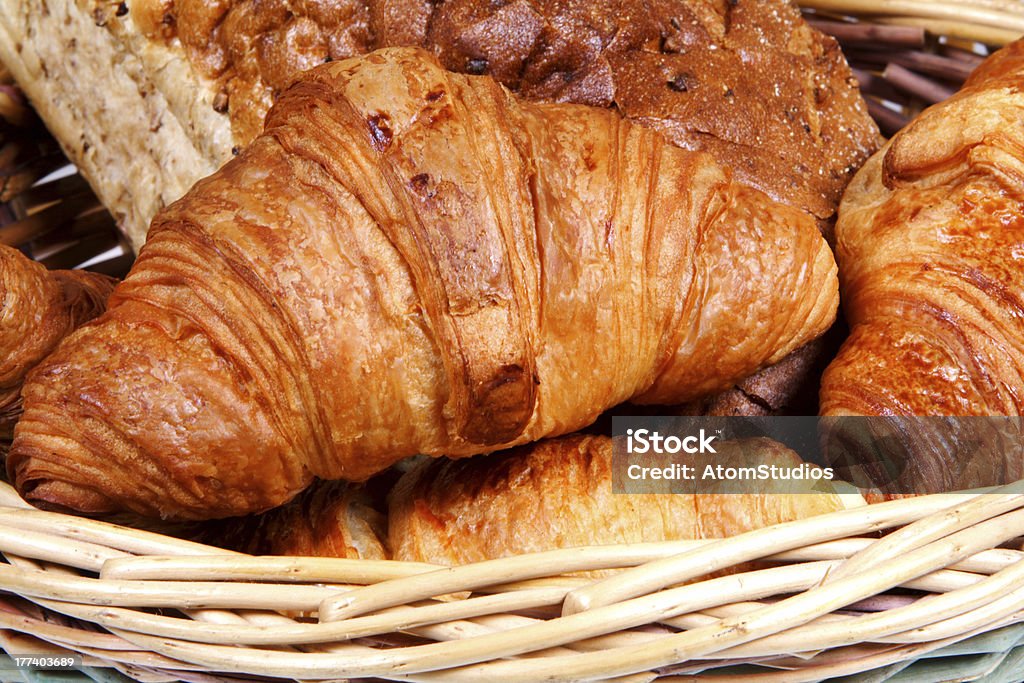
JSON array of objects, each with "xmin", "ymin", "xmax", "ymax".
[{"xmin": 3, "ymin": 4, "xmax": 1024, "ymax": 682}]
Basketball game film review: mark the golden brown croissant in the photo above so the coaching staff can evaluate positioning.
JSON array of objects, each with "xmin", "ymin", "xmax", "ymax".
[
  {"xmin": 171, "ymin": 0, "xmax": 877, "ymax": 416},
  {"xmin": 200, "ymin": 480, "xmax": 389, "ymax": 559},
  {"xmin": 389, "ymin": 434, "xmax": 860, "ymax": 566},
  {"xmin": 9, "ymin": 47, "xmax": 837, "ymax": 520},
  {"xmin": 0, "ymin": 245, "xmax": 116, "ymax": 430},
  {"xmin": 819, "ymin": 40, "xmax": 1024, "ymax": 493}
]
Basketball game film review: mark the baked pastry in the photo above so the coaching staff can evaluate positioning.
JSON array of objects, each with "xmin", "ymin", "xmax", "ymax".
[
  {"xmin": 8, "ymin": 48, "xmax": 837, "ymax": 520},
  {"xmin": 203, "ymin": 480, "xmax": 389, "ymax": 559},
  {"xmin": 390, "ymin": 434, "xmax": 861, "ymax": 566},
  {"xmin": 822, "ymin": 39, "xmax": 1024, "ymax": 417},
  {"xmin": 0, "ymin": 244, "xmax": 116, "ymax": 431},
  {"xmin": 0, "ymin": 0, "xmax": 876, "ymax": 250},
  {"xmin": 362, "ymin": 0, "xmax": 881, "ymax": 420},
  {"xmin": 819, "ymin": 39, "xmax": 1024, "ymax": 493}
]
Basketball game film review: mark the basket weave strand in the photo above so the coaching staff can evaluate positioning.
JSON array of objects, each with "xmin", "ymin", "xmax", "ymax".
[{"xmin": 800, "ymin": 0, "xmax": 1024, "ymax": 44}]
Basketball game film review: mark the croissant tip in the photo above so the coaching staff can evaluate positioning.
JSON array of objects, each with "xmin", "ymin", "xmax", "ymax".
[{"xmin": 15, "ymin": 478, "xmax": 119, "ymax": 516}]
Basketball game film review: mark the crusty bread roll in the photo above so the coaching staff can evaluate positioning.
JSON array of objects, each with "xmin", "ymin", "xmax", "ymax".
[{"xmin": 389, "ymin": 434, "xmax": 862, "ymax": 566}]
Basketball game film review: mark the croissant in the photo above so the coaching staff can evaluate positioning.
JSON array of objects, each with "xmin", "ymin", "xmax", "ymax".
[
  {"xmin": 9, "ymin": 47, "xmax": 837, "ymax": 520},
  {"xmin": 819, "ymin": 40, "xmax": 1024, "ymax": 493},
  {"xmin": 200, "ymin": 479, "xmax": 390, "ymax": 560},
  {"xmin": 390, "ymin": 434, "xmax": 861, "ymax": 566},
  {"xmin": 0, "ymin": 245, "xmax": 116, "ymax": 430}
]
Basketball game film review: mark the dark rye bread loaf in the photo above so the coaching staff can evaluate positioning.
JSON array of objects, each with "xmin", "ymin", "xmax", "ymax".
[{"xmin": 399, "ymin": 0, "xmax": 881, "ymax": 227}]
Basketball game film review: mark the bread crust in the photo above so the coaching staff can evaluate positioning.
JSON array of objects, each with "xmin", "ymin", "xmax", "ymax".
[{"xmin": 389, "ymin": 434, "xmax": 857, "ymax": 566}]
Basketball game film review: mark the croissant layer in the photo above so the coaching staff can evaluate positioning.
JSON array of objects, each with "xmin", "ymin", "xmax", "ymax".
[
  {"xmin": 823, "ymin": 39, "xmax": 1024, "ymax": 418},
  {"xmin": 200, "ymin": 480, "xmax": 390, "ymax": 560},
  {"xmin": 10, "ymin": 48, "xmax": 837, "ymax": 519},
  {"xmin": 0, "ymin": 245, "xmax": 116, "ymax": 428}
]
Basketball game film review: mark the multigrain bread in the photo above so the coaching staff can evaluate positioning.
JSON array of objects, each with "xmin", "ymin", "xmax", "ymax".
[
  {"xmin": 0, "ymin": 0, "xmax": 224, "ymax": 246},
  {"xmin": 0, "ymin": 0, "xmax": 877, "ymax": 250}
]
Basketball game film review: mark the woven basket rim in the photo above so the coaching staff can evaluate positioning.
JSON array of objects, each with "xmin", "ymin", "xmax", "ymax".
[{"xmin": 1, "ymin": 479, "xmax": 1023, "ymax": 682}]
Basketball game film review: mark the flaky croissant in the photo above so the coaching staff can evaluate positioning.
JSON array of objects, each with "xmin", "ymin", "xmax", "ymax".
[
  {"xmin": 390, "ymin": 434, "xmax": 860, "ymax": 566},
  {"xmin": 0, "ymin": 245, "xmax": 116, "ymax": 429},
  {"xmin": 200, "ymin": 479, "xmax": 390, "ymax": 560},
  {"xmin": 10, "ymin": 48, "xmax": 837, "ymax": 520},
  {"xmin": 819, "ymin": 40, "xmax": 1024, "ymax": 493}
]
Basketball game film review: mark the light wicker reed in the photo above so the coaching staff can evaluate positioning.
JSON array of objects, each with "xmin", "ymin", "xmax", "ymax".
[
  {"xmin": 800, "ymin": 0, "xmax": 1024, "ymax": 46},
  {"xmin": 0, "ymin": 479, "xmax": 1023, "ymax": 682},
  {"xmin": 2, "ymin": 3, "xmax": 1024, "ymax": 682}
]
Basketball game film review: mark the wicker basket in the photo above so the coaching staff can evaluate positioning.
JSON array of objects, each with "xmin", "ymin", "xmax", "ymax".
[
  {"xmin": 2, "ymin": 3, "xmax": 1024, "ymax": 682},
  {"xmin": 3, "ymin": 481, "xmax": 1024, "ymax": 682}
]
